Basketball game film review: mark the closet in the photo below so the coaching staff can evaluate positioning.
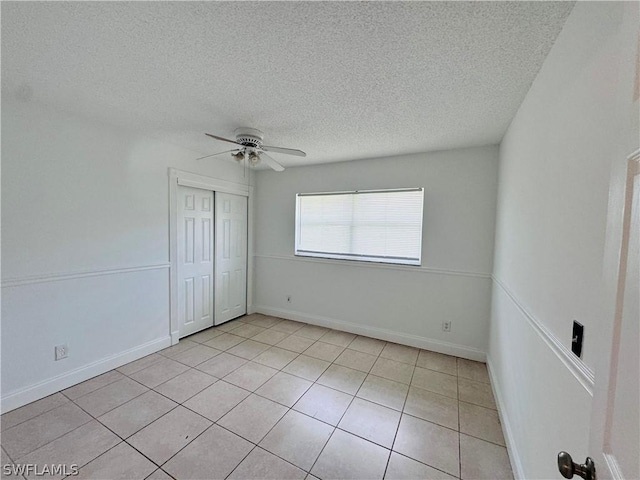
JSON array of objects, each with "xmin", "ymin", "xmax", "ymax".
[{"xmin": 176, "ymin": 184, "xmax": 248, "ymax": 338}]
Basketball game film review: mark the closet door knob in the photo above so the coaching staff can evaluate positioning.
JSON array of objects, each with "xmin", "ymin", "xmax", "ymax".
[{"xmin": 557, "ymin": 451, "xmax": 596, "ymax": 480}]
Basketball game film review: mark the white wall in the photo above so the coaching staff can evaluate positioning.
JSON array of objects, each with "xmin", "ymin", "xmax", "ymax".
[
  {"xmin": 489, "ymin": 2, "xmax": 639, "ymax": 478},
  {"xmin": 1, "ymin": 99, "xmax": 246, "ymax": 411},
  {"xmin": 254, "ymin": 146, "xmax": 499, "ymax": 359}
]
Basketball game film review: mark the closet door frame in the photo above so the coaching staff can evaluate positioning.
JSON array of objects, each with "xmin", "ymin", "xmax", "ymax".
[{"xmin": 168, "ymin": 168, "xmax": 253, "ymax": 345}]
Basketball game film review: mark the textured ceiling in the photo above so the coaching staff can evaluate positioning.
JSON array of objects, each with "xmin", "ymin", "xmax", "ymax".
[{"xmin": 2, "ymin": 1, "xmax": 574, "ymax": 168}]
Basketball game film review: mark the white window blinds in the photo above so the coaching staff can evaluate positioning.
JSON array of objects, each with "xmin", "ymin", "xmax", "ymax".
[{"xmin": 295, "ymin": 188, "xmax": 424, "ymax": 265}]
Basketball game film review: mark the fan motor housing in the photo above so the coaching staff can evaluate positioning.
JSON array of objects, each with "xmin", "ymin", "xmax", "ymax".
[{"xmin": 235, "ymin": 128, "xmax": 264, "ymax": 149}]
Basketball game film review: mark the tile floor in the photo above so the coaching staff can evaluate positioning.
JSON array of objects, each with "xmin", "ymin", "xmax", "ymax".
[{"xmin": 1, "ymin": 314, "xmax": 514, "ymax": 480}]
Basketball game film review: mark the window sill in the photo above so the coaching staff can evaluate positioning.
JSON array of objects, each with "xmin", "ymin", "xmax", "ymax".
[{"xmin": 295, "ymin": 251, "xmax": 420, "ymax": 266}]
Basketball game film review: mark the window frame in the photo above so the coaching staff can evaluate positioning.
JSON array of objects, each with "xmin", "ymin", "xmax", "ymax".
[{"xmin": 294, "ymin": 187, "xmax": 424, "ymax": 266}]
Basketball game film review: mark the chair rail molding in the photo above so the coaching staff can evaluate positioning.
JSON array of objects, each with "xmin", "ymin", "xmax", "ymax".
[
  {"xmin": 1, "ymin": 263, "xmax": 170, "ymax": 288},
  {"xmin": 492, "ymin": 275, "xmax": 595, "ymax": 395}
]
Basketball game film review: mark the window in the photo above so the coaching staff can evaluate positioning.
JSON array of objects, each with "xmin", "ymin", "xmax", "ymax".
[{"xmin": 295, "ymin": 188, "xmax": 424, "ymax": 266}]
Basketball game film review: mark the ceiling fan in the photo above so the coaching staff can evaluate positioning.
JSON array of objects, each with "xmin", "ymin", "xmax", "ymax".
[{"xmin": 197, "ymin": 128, "xmax": 306, "ymax": 172}]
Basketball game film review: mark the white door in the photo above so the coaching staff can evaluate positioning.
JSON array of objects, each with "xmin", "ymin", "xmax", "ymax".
[
  {"xmin": 215, "ymin": 192, "xmax": 247, "ymax": 324},
  {"xmin": 584, "ymin": 155, "xmax": 639, "ymax": 480},
  {"xmin": 560, "ymin": 153, "xmax": 640, "ymax": 480},
  {"xmin": 177, "ymin": 186, "xmax": 214, "ymax": 337}
]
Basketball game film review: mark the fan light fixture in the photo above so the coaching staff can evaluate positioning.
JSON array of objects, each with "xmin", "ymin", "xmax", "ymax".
[
  {"xmin": 231, "ymin": 151, "xmax": 244, "ymax": 162},
  {"xmin": 248, "ymin": 151, "xmax": 260, "ymax": 166}
]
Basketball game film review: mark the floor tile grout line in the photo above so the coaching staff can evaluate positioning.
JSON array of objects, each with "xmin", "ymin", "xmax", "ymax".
[
  {"xmin": 65, "ymin": 438, "xmax": 147, "ymax": 477},
  {"xmin": 222, "ymin": 443, "xmax": 261, "ymax": 480},
  {"xmin": 67, "ymin": 377, "xmax": 189, "ymax": 472},
  {"xmin": 389, "ymin": 449, "xmax": 462, "ymax": 480},
  {"xmin": 1, "ymin": 446, "xmax": 15, "ymax": 464},
  {"xmin": 158, "ymin": 341, "xmax": 200, "ymax": 360},
  {"xmin": 193, "ymin": 353, "xmax": 343, "ymax": 478},
  {"xmin": 5, "ymin": 315, "xmax": 501, "ymax": 480},
  {"xmin": 128, "ymin": 361, "xmax": 256, "ymax": 471},
  {"xmin": 458, "ymin": 398, "xmax": 498, "ymax": 412},
  {"xmin": 59, "ymin": 370, "xmax": 127, "ymax": 402},
  {"xmin": 84, "ymin": 368, "xmax": 223, "ymax": 454},
  {"xmin": 176, "ymin": 401, "xmax": 232, "ymax": 429},
  {"xmin": 152, "ymin": 368, "xmax": 220, "ymax": 399},
  {"xmin": 94, "ymin": 400, "xmax": 182, "ymax": 444},
  {"xmin": 301, "ymin": 417, "xmax": 337, "ymax": 478},
  {"xmin": 0, "ymin": 394, "xmax": 73, "ymax": 436},
  {"xmin": 96, "ymin": 370, "xmax": 179, "ymax": 406},
  {"xmin": 108, "ymin": 364, "xmax": 501, "ymax": 477},
  {"xmin": 115, "ymin": 353, "xmax": 165, "ymax": 376},
  {"xmin": 303, "ymin": 378, "xmax": 460, "ymax": 475},
  {"xmin": 395, "ymin": 407, "xmax": 458, "ymax": 432},
  {"xmin": 176, "ymin": 368, "xmax": 309, "ymax": 426},
  {"xmin": 71, "ymin": 374, "xmax": 156, "ymax": 418},
  {"xmin": 389, "ymin": 447, "xmax": 460, "ymax": 479},
  {"xmin": 303, "ymin": 331, "xmax": 387, "ymax": 478},
  {"xmin": 331, "ymin": 423, "xmax": 395, "ymax": 452},
  {"xmin": 244, "ymin": 445, "xmax": 312, "ymax": 478},
  {"xmin": 252, "ymin": 347, "xmax": 302, "ymax": 371},
  {"xmin": 146, "ymin": 468, "xmax": 174, "ymax": 480},
  {"xmin": 192, "ymin": 352, "xmax": 253, "ymax": 380},
  {"xmin": 150, "ymin": 421, "xmax": 217, "ymax": 472},
  {"xmin": 226, "ymin": 406, "xmax": 339, "ymax": 479},
  {"xmin": 223, "ymin": 376, "xmax": 309, "ymax": 412},
  {"xmin": 8, "ymin": 405, "xmax": 95, "ymax": 463},
  {"xmin": 215, "ymin": 393, "xmax": 291, "ymax": 443},
  {"xmin": 382, "ymin": 352, "xmax": 416, "ymax": 479},
  {"xmin": 13, "ymin": 415, "xmax": 118, "ymax": 471},
  {"xmin": 167, "ymin": 349, "xmax": 225, "ymax": 369},
  {"xmin": 452, "ymin": 430, "xmax": 508, "ymax": 449},
  {"xmin": 199, "ymin": 317, "xmax": 499, "ymax": 476},
  {"xmin": 221, "ymin": 319, "xmax": 459, "ymax": 474},
  {"xmin": 113, "ymin": 359, "xmax": 191, "ymax": 391},
  {"xmin": 213, "ymin": 407, "xmax": 315, "ymax": 477},
  {"xmin": 195, "ymin": 330, "xmax": 358, "ymax": 475}
]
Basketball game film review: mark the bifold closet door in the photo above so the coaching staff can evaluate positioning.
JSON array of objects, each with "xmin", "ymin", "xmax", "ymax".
[
  {"xmin": 177, "ymin": 186, "xmax": 214, "ymax": 338},
  {"xmin": 215, "ymin": 191, "xmax": 248, "ymax": 325}
]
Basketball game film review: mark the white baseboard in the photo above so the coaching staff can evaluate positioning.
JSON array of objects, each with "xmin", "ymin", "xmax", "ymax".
[
  {"xmin": 486, "ymin": 356, "xmax": 525, "ymax": 480},
  {"xmin": 255, "ymin": 305, "xmax": 486, "ymax": 362},
  {"xmin": 1, "ymin": 336, "xmax": 171, "ymax": 413}
]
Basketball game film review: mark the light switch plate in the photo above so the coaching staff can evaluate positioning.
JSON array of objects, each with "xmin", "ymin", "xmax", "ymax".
[{"xmin": 571, "ymin": 321, "xmax": 584, "ymax": 358}]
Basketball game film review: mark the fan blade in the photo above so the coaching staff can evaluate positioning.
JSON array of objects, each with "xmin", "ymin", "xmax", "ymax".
[
  {"xmin": 196, "ymin": 149, "xmax": 238, "ymax": 161},
  {"xmin": 261, "ymin": 145, "xmax": 306, "ymax": 157},
  {"xmin": 205, "ymin": 133, "xmax": 243, "ymax": 147},
  {"xmin": 260, "ymin": 153, "xmax": 285, "ymax": 172}
]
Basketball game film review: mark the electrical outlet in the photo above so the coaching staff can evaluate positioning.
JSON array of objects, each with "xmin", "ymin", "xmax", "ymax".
[
  {"xmin": 287, "ymin": 295, "xmax": 292, "ymax": 303},
  {"xmin": 442, "ymin": 321, "xmax": 452, "ymax": 333},
  {"xmin": 55, "ymin": 344, "xmax": 68, "ymax": 361}
]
